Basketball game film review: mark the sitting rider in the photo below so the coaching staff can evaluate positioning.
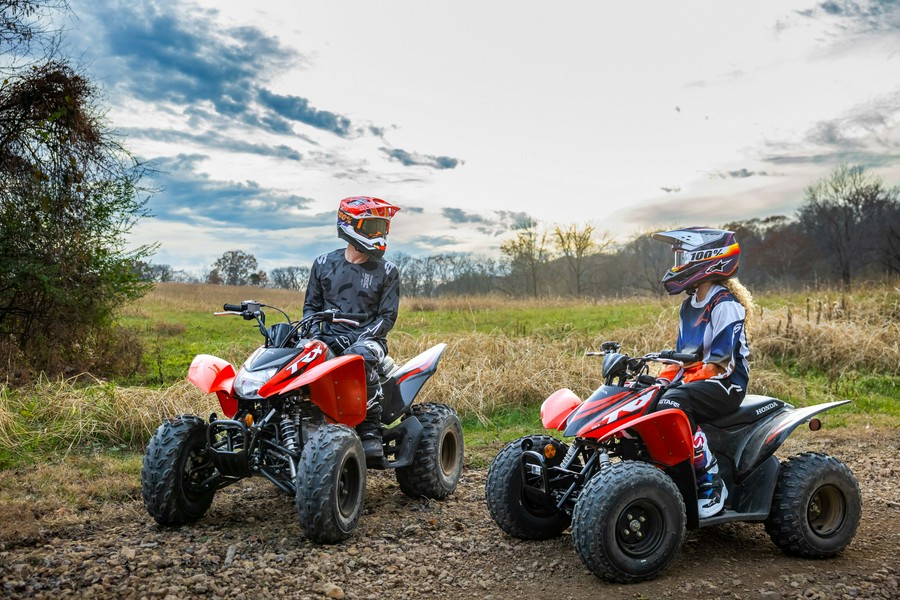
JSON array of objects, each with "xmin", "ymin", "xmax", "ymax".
[
  {"xmin": 303, "ymin": 196, "xmax": 401, "ymax": 458},
  {"xmin": 650, "ymin": 227, "xmax": 753, "ymax": 518}
]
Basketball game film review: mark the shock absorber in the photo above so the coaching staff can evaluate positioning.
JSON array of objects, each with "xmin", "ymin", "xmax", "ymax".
[
  {"xmin": 561, "ymin": 441, "xmax": 580, "ymax": 469},
  {"xmin": 280, "ymin": 415, "xmax": 299, "ymax": 453}
]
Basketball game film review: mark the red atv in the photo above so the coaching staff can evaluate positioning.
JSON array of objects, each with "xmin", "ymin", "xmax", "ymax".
[
  {"xmin": 142, "ymin": 301, "xmax": 464, "ymax": 543},
  {"xmin": 486, "ymin": 341, "xmax": 861, "ymax": 583}
]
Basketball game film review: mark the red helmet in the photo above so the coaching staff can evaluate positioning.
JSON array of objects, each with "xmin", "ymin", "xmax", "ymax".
[
  {"xmin": 652, "ymin": 227, "xmax": 741, "ymax": 295},
  {"xmin": 337, "ymin": 196, "xmax": 400, "ymax": 257}
]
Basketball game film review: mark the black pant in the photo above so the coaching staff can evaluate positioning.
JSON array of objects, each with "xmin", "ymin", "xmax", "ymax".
[{"xmin": 653, "ymin": 379, "xmax": 745, "ymax": 432}]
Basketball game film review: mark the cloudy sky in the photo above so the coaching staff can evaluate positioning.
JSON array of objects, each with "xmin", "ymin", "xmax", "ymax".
[{"xmin": 63, "ymin": 0, "xmax": 900, "ymax": 273}]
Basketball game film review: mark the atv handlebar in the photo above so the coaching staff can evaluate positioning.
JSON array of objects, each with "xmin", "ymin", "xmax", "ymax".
[
  {"xmin": 213, "ymin": 303, "xmax": 368, "ymax": 347},
  {"xmin": 657, "ymin": 350, "xmax": 702, "ymax": 363},
  {"xmin": 589, "ymin": 342, "xmax": 703, "ymax": 387}
]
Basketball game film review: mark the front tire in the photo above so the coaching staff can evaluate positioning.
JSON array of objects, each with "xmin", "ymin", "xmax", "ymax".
[
  {"xmin": 571, "ymin": 461, "xmax": 686, "ymax": 583},
  {"xmin": 485, "ymin": 435, "xmax": 572, "ymax": 540},
  {"xmin": 295, "ymin": 424, "xmax": 366, "ymax": 543},
  {"xmin": 395, "ymin": 403, "xmax": 464, "ymax": 499},
  {"xmin": 765, "ymin": 452, "xmax": 861, "ymax": 558},
  {"xmin": 142, "ymin": 415, "xmax": 216, "ymax": 525}
]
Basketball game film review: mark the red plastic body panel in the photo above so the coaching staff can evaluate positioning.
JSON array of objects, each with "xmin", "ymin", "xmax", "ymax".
[
  {"xmin": 187, "ymin": 354, "xmax": 238, "ymax": 418},
  {"xmin": 541, "ymin": 388, "xmax": 583, "ymax": 431},
  {"xmin": 564, "ymin": 386, "xmax": 660, "ymax": 438},
  {"xmin": 581, "ymin": 408, "xmax": 694, "ymax": 467},
  {"xmin": 259, "ymin": 354, "xmax": 367, "ymax": 427}
]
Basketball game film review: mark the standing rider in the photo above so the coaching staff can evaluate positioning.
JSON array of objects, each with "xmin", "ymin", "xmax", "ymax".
[
  {"xmin": 304, "ymin": 196, "xmax": 401, "ymax": 459},
  {"xmin": 651, "ymin": 227, "xmax": 752, "ymax": 518}
]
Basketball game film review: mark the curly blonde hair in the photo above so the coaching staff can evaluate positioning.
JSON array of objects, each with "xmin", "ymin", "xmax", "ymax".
[{"xmin": 723, "ymin": 277, "xmax": 754, "ymax": 332}]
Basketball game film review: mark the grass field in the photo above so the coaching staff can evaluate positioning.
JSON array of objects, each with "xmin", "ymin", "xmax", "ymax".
[{"xmin": 1, "ymin": 282, "xmax": 898, "ymax": 471}]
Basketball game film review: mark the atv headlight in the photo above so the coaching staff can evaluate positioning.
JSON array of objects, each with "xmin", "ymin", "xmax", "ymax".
[{"xmin": 233, "ymin": 366, "xmax": 278, "ymax": 400}]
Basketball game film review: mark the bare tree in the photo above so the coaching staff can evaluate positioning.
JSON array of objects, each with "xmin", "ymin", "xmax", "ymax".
[
  {"xmin": 620, "ymin": 230, "xmax": 671, "ymax": 296},
  {"xmin": 552, "ymin": 223, "xmax": 613, "ymax": 296},
  {"xmin": 270, "ymin": 265, "xmax": 309, "ymax": 290},
  {"xmin": 500, "ymin": 218, "xmax": 551, "ymax": 297},
  {"xmin": 0, "ymin": 1, "xmax": 68, "ymax": 64},
  {"xmin": 798, "ymin": 165, "xmax": 897, "ymax": 289}
]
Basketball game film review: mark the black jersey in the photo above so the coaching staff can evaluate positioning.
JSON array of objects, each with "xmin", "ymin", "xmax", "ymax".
[{"xmin": 303, "ymin": 248, "xmax": 400, "ymax": 350}]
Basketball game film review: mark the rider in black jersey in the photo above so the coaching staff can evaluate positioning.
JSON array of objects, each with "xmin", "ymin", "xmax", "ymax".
[{"xmin": 303, "ymin": 196, "xmax": 401, "ymax": 458}]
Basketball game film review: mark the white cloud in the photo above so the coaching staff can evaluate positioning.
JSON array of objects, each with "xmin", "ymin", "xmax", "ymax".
[{"xmin": 68, "ymin": 0, "xmax": 900, "ymax": 270}]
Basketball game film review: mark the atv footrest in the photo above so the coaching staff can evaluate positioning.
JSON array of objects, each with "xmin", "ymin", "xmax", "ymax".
[
  {"xmin": 207, "ymin": 419, "xmax": 252, "ymax": 478},
  {"xmin": 697, "ymin": 509, "xmax": 770, "ymax": 528}
]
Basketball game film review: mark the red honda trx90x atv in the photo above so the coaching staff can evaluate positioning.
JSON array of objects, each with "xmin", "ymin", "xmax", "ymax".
[
  {"xmin": 486, "ymin": 341, "xmax": 861, "ymax": 583},
  {"xmin": 142, "ymin": 301, "xmax": 464, "ymax": 543}
]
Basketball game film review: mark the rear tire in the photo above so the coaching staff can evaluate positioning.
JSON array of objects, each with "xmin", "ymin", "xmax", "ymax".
[
  {"xmin": 765, "ymin": 452, "xmax": 861, "ymax": 558},
  {"xmin": 142, "ymin": 415, "xmax": 216, "ymax": 525},
  {"xmin": 485, "ymin": 435, "xmax": 571, "ymax": 540},
  {"xmin": 296, "ymin": 424, "xmax": 366, "ymax": 543},
  {"xmin": 572, "ymin": 461, "xmax": 685, "ymax": 583},
  {"xmin": 395, "ymin": 403, "xmax": 464, "ymax": 499}
]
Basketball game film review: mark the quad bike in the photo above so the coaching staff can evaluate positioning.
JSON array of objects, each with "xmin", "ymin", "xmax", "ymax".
[
  {"xmin": 486, "ymin": 341, "xmax": 861, "ymax": 583},
  {"xmin": 142, "ymin": 300, "xmax": 464, "ymax": 543}
]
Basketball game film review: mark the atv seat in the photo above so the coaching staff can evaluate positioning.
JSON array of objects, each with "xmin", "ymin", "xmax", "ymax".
[{"xmin": 704, "ymin": 394, "xmax": 787, "ymax": 428}]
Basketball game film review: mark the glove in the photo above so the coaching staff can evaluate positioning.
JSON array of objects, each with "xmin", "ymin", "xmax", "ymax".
[
  {"xmin": 682, "ymin": 362, "xmax": 724, "ymax": 383},
  {"xmin": 656, "ymin": 364, "xmax": 681, "ymax": 384}
]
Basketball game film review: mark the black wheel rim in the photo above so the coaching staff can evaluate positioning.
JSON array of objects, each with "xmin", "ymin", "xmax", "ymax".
[
  {"xmin": 337, "ymin": 455, "xmax": 362, "ymax": 519},
  {"xmin": 439, "ymin": 429, "xmax": 459, "ymax": 477},
  {"xmin": 614, "ymin": 500, "xmax": 665, "ymax": 557},
  {"xmin": 808, "ymin": 484, "xmax": 846, "ymax": 537}
]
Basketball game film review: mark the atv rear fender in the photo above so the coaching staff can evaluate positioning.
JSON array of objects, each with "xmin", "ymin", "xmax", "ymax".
[
  {"xmin": 541, "ymin": 388, "xmax": 583, "ymax": 431},
  {"xmin": 380, "ymin": 343, "xmax": 447, "ymax": 422},
  {"xmin": 188, "ymin": 354, "xmax": 238, "ymax": 418},
  {"xmin": 736, "ymin": 400, "xmax": 850, "ymax": 473},
  {"xmin": 259, "ymin": 354, "xmax": 367, "ymax": 427}
]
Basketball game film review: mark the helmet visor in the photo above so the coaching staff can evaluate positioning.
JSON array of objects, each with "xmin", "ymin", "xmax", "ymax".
[{"xmin": 357, "ymin": 217, "xmax": 390, "ymax": 238}]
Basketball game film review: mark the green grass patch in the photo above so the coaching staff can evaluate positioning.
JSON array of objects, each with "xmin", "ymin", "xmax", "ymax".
[{"xmin": 398, "ymin": 302, "xmax": 663, "ymax": 339}]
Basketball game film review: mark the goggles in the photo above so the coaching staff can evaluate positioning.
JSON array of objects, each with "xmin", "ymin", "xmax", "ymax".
[{"xmin": 357, "ymin": 217, "xmax": 390, "ymax": 238}]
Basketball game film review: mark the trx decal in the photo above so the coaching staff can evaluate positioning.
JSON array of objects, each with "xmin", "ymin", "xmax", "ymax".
[{"xmin": 597, "ymin": 390, "xmax": 657, "ymax": 426}]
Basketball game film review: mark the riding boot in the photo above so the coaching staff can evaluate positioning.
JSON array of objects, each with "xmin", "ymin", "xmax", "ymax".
[
  {"xmin": 357, "ymin": 387, "xmax": 384, "ymax": 459},
  {"xmin": 693, "ymin": 428, "xmax": 727, "ymax": 518}
]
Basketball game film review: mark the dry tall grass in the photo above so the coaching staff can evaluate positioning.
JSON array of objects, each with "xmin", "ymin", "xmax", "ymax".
[
  {"xmin": 120, "ymin": 282, "xmax": 307, "ymax": 318},
  {"xmin": 2, "ymin": 284, "xmax": 897, "ymax": 455}
]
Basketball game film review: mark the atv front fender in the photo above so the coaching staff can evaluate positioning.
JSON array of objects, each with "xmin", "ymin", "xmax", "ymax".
[
  {"xmin": 188, "ymin": 354, "xmax": 238, "ymax": 418},
  {"xmin": 188, "ymin": 354, "xmax": 236, "ymax": 393},
  {"xmin": 541, "ymin": 388, "xmax": 582, "ymax": 431}
]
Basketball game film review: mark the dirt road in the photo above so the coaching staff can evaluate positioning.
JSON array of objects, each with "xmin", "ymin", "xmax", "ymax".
[{"xmin": 1, "ymin": 426, "xmax": 897, "ymax": 599}]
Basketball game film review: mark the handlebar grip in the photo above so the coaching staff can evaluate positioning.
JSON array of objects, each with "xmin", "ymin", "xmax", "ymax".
[
  {"xmin": 338, "ymin": 312, "xmax": 367, "ymax": 321},
  {"xmin": 660, "ymin": 350, "xmax": 701, "ymax": 363},
  {"xmin": 223, "ymin": 303, "xmax": 242, "ymax": 312}
]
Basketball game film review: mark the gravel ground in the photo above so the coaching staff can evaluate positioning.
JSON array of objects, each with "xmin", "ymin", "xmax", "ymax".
[{"xmin": 1, "ymin": 426, "xmax": 898, "ymax": 600}]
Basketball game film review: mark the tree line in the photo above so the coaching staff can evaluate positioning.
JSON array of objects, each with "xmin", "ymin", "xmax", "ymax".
[{"xmin": 148, "ymin": 164, "xmax": 900, "ymax": 297}]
